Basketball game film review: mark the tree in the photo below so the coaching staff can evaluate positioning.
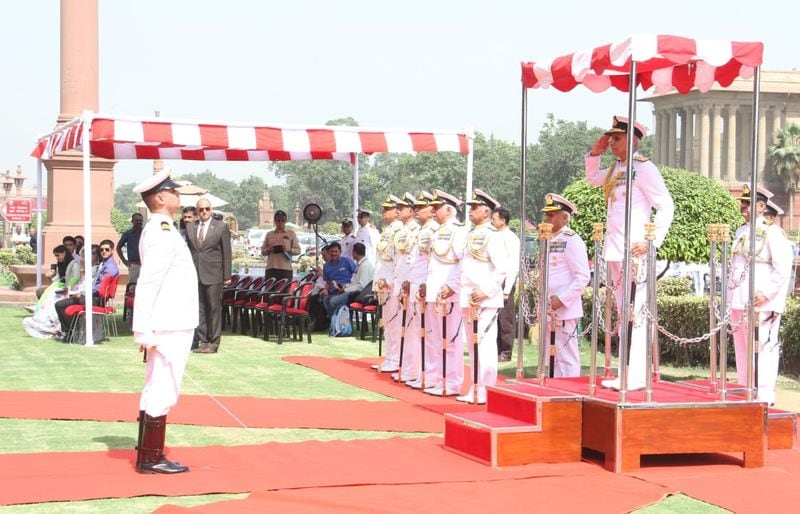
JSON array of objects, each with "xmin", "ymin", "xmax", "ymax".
[
  {"xmin": 563, "ymin": 166, "xmax": 742, "ymax": 263},
  {"xmin": 233, "ymin": 175, "xmax": 268, "ymax": 229},
  {"xmin": 114, "ymin": 182, "xmax": 141, "ymax": 214},
  {"xmin": 769, "ymin": 122, "xmax": 800, "ymax": 231}
]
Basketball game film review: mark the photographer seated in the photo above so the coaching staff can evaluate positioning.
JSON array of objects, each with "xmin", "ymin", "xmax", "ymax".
[
  {"xmin": 320, "ymin": 241, "xmax": 358, "ymax": 316},
  {"xmin": 54, "ymin": 239, "xmax": 120, "ymax": 341}
]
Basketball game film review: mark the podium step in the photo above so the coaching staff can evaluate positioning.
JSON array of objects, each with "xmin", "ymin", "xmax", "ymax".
[{"xmin": 444, "ymin": 383, "xmax": 583, "ymax": 467}]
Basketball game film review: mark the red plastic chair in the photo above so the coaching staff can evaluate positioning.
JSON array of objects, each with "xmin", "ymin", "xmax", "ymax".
[
  {"xmin": 66, "ymin": 274, "xmax": 120, "ymax": 343},
  {"xmin": 277, "ymin": 282, "xmax": 315, "ymax": 344},
  {"xmin": 257, "ymin": 280, "xmax": 300, "ymax": 340},
  {"xmin": 222, "ymin": 275, "xmax": 253, "ymax": 330}
]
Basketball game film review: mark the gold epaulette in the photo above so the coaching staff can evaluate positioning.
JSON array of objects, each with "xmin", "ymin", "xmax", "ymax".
[
  {"xmin": 562, "ymin": 229, "xmax": 575, "ymax": 236},
  {"xmin": 161, "ymin": 222, "xmax": 171, "ymax": 231},
  {"xmin": 633, "ymin": 155, "xmax": 650, "ymax": 162}
]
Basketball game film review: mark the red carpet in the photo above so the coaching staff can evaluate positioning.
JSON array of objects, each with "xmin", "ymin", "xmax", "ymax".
[
  {"xmin": 632, "ymin": 449, "xmax": 800, "ymax": 513},
  {"xmin": 0, "ymin": 436, "xmax": 634, "ymax": 506},
  {"xmin": 154, "ymin": 474, "xmax": 670, "ymax": 514},
  {"xmin": 0, "ymin": 391, "xmax": 442, "ymax": 433},
  {"xmin": 283, "ymin": 356, "xmax": 489, "ymax": 414}
]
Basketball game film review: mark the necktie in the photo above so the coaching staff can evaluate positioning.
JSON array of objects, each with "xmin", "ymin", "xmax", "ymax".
[{"xmin": 198, "ymin": 223, "xmax": 206, "ymax": 246}]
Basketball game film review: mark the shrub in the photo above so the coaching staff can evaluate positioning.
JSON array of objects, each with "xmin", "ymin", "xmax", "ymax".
[
  {"xmin": 581, "ymin": 287, "xmax": 800, "ymax": 374},
  {"xmin": 657, "ymin": 276, "xmax": 693, "ymax": 297}
]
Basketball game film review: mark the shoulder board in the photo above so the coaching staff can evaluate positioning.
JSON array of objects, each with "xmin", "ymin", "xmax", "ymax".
[
  {"xmin": 454, "ymin": 221, "xmax": 464, "ymax": 227},
  {"xmin": 633, "ymin": 155, "xmax": 650, "ymax": 162},
  {"xmin": 562, "ymin": 229, "xmax": 575, "ymax": 236},
  {"xmin": 161, "ymin": 221, "xmax": 171, "ymax": 231},
  {"xmin": 485, "ymin": 225, "xmax": 497, "ymax": 231},
  {"xmin": 765, "ymin": 220, "xmax": 774, "ymax": 225}
]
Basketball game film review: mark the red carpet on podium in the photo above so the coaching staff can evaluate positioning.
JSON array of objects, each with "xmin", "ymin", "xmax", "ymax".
[{"xmin": 0, "ymin": 390, "xmax": 443, "ymax": 432}]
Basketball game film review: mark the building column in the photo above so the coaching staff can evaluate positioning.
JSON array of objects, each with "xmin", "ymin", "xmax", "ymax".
[
  {"xmin": 725, "ymin": 105, "xmax": 738, "ymax": 183},
  {"xmin": 710, "ymin": 105, "xmax": 723, "ymax": 181},
  {"xmin": 678, "ymin": 109, "xmax": 687, "ymax": 168},
  {"xmin": 699, "ymin": 105, "xmax": 710, "ymax": 177},
  {"xmin": 652, "ymin": 110, "xmax": 661, "ymax": 164},
  {"xmin": 684, "ymin": 107, "xmax": 694, "ymax": 171},
  {"xmin": 771, "ymin": 105, "xmax": 783, "ymax": 144},
  {"xmin": 667, "ymin": 109, "xmax": 677, "ymax": 167},
  {"xmin": 659, "ymin": 110, "xmax": 669, "ymax": 165}
]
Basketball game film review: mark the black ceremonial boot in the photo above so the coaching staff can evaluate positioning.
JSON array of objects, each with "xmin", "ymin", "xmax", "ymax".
[{"xmin": 135, "ymin": 413, "xmax": 189, "ymax": 474}]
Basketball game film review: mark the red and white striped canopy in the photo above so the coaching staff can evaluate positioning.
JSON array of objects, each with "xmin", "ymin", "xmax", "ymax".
[
  {"xmin": 521, "ymin": 35, "xmax": 763, "ymax": 94},
  {"xmin": 32, "ymin": 115, "xmax": 470, "ymax": 161}
]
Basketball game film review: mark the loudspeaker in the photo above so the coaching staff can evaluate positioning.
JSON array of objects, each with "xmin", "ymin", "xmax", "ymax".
[{"xmin": 303, "ymin": 203, "xmax": 322, "ymax": 224}]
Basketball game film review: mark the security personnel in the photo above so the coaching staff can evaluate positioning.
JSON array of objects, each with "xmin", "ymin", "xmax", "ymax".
[
  {"xmin": 541, "ymin": 194, "xmax": 591, "ymax": 377},
  {"xmin": 392, "ymin": 193, "xmax": 421, "ymax": 382},
  {"xmin": 339, "ymin": 218, "xmax": 357, "ymax": 260},
  {"xmin": 424, "ymin": 190, "xmax": 467, "ymax": 397},
  {"xmin": 355, "ymin": 210, "xmax": 381, "ymax": 264},
  {"xmin": 456, "ymin": 189, "xmax": 507, "ymax": 404},
  {"xmin": 132, "ymin": 168, "xmax": 199, "ymax": 474},
  {"xmin": 372, "ymin": 195, "xmax": 404, "ymax": 372},
  {"xmin": 586, "ymin": 115, "xmax": 674, "ymax": 391},
  {"xmin": 728, "ymin": 185, "xmax": 792, "ymax": 404},
  {"xmin": 404, "ymin": 191, "xmax": 439, "ymax": 390}
]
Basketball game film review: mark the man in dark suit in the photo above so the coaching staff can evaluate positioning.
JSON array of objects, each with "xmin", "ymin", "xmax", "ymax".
[{"xmin": 186, "ymin": 198, "xmax": 232, "ymax": 354}]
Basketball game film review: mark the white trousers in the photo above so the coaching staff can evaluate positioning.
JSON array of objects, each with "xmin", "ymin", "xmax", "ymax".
[
  {"xmin": 731, "ymin": 309, "xmax": 781, "ymax": 404},
  {"xmin": 423, "ymin": 301, "xmax": 464, "ymax": 389},
  {"xmin": 545, "ymin": 318, "xmax": 580, "ymax": 378},
  {"xmin": 399, "ymin": 299, "xmax": 422, "ymax": 380},
  {"xmin": 463, "ymin": 307, "xmax": 499, "ymax": 395},
  {"xmin": 382, "ymin": 295, "xmax": 402, "ymax": 367},
  {"xmin": 608, "ymin": 261, "xmax": 647, "ymax": 387},
  {"xmin": 139, "ymin": 329, "xmax": 194, "ymax": 417}
]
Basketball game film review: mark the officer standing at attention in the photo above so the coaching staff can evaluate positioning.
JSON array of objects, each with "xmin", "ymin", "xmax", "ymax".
[
  {"xmin": 586, "ymin": 115, "xmax": 674, "ymax": 391},
  {"xmin": 132, "ymin": 168, "xmax": 199, "ymax": 474},
  {"xmin": 392, "ymin": 193, "xmax": 421, "ymax": 383},
  {"xmin": 422, "ymin": 190, "xmax": 467, "ymax": 397},
  {"xmin": 541, "ymin": 194, "xmax": 591, "ymax": 377},
  {"xmin": 728, "ymin": 185, "xmax": 792, "ymax": 404},
  {"xmin": 372, "ymin": 195, "xmax": 404, "ymax": 372},
  {"xmin": 456, "ymin": 189, "xmax": 507, "ymax": 404}
]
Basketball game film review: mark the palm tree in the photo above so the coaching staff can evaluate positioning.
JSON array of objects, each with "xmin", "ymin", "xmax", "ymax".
[{"xmin": 768, "ymin": 122, "xmax": 800, "ymax": 231}]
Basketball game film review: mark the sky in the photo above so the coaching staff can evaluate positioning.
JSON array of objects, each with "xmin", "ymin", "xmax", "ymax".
[{"xmin": 1, "ymin": 0, "xmax": 797, "ymax": 190}]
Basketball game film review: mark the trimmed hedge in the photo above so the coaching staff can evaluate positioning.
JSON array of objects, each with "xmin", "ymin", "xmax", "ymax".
[{"xmin": 581, "ymin": 288, "xmax": 800, "ymax": 375}]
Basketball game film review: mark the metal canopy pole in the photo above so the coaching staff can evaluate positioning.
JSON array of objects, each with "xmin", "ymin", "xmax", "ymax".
[
  {"xmin": 516, "ymin": 84, "xmax": 528, "ymax": 380},
  {"xmin": 353, "ymin": 155, "xmax": 360, "ymax": 221},
  {"xmin": 746, "ymin": 66, "xmax": 762, "ymax": 401},
  {"xmin": 82, "ymin": 110, "xmax": 95, "ymax": 347},
  {"xmin": 618, "ymin": 61, "xmax": 639, "ymax": 404}
]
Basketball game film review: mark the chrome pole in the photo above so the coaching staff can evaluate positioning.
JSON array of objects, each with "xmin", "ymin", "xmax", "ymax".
[
  {"xmin": 589, "ymin": 223, "xmax": 604, "ymax": 397},
  {"xmin": 516, "ymin": 83, "xmax": 529, "ymax": 380},
  {"xmin": 644, "ymin": 222, "xmax": 656, "ymax": 402},
  {"xmin": 746, "ymin": 66, "xmax": 762, "ymax": 401},
  {"xmin": 708, "ymin": 224, "xmax": 719, "ymax": 394},
  {"xmin": 536, "ymin": 222, "xmax": 553, "ymax": 384},
  {"xmin": 719, "ymin": 224, "xmax": 731, "ymax": 401}
]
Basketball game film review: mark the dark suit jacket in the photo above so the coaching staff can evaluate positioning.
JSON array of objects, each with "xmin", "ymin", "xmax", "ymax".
[{"xmin": 186, "ymin": 219, "xmax": 232, "ymax": 285}]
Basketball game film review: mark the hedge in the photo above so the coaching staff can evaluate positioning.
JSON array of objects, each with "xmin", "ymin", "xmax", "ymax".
[{"xmin": 580, "ymin": 288, "xmax": 800, "ymax": 375}]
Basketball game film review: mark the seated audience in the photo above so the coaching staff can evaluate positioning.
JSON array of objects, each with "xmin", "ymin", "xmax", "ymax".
[{"xmin": 322, "ymin": 243, "xmax": 373, "ymax": 315}]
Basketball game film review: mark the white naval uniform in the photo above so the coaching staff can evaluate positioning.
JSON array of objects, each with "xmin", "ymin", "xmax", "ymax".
[
  {"xmin": 373, "ymin": 220, "xmax": 403, "ymax": 371},
  {"xmin": 392, "ymin": 220, "xmax": 421, "ymax": 381},
  {"xmin": 546, "ymin": 226, "xmax": 590, "ymax": 377},
  {"xmin": 728, "ymin": 217, "xmax": 792, "ymax": 403},
  {"xmin": 134, "ymin": 213, "xmax": 199, "ymax": 417},
  {"xmin": 356, "ymin": 224, "xmax": 381, "ymax": 265},
  {"xmin": 403, "ymin": 219, "xmax": 438, "ymax": 387},
  {"xmin": 340, "ymin": 233, "xmax": 357, "ymax": 261},
  {"xmin": 424, "ymin": 218, "xmax": 468, "ymax": 393},
  {"xmin": 457, "ymin": 221, "xmax": 507, "ymax": 402},
  {"xmin": 585, "ymin": 152, "xmax": 674, "ymax": 387}
]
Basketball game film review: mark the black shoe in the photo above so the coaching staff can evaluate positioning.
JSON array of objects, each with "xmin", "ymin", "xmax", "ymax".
[
  {"xmin": 498, "ymin": 351, "xmax": 512, "ymax": 362},
  {"xmin": 136, "ymin": 456, "xmax": 189, "ymax": 474}
]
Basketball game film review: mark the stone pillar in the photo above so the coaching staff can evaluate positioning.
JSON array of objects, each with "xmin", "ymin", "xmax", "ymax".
[
  {"xmin": 710, "ymin": 105, "xmax": 723, "ymax": 181},
  {"xmin": 652, "ymin": 111, "xmax": 660, "ymax": 164},
  {"xmin": 725, "ymin": 105, "xmax": 738, "ymax": 183},
  {"xmin": 739, "ymin": 108, "xmax": 752, "ymax": 179},
  {"xmin": 771, "ymin": 106, "xmax": 783, "ymax": 144},
  {"xmin": 678, "ymin": 109, "xmax": 687, "ymax": 168},
  {"xmin": 758, "ymin": 107, "xmax": 767, "ymax": 176},
  {"xmin": 41, "ymin": 0, "xmax": 117, "ymax": 274},
  {"xmin": 684, "ymin": 107, "xmax": 694, "ymax": 172},
  {"xmin": 667, "ymin": 110, "xmax": 677, "ymax": 167},
  {"xmin": 699, "ymin": 105, "xmax": 710, "ymax": 177},
  {"xmin": 658, "ymin": 110, "xmax": 668, "ymax": 165}
]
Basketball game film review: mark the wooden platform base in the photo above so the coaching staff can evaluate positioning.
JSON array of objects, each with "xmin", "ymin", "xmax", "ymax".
[
  {"xmin": 442, "ymin": 377, "xmax": 792, "ymax": 472},
  {"xmin": 582, "ymin": 398, "xmax": 765, "ymax": 473}
]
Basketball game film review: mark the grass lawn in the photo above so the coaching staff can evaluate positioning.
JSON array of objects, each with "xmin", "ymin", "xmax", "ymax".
[{"xmin": 3, "ymin": 304, "xmax": 796, "ymax": 513}]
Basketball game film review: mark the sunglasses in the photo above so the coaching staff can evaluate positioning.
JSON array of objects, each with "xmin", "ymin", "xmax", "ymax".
[
  {"xmin": 198, "ymin": 207, "xmax": 212, "ymax": 212},
  {"xmin": 100, "ymin": 247, "xmax": 112, "ymax": 252}
]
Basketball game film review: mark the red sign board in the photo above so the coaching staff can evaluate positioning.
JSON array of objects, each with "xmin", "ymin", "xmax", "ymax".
[{"xmin": 1, "ymin": 199, "xmax": 32, "ymax": 223}]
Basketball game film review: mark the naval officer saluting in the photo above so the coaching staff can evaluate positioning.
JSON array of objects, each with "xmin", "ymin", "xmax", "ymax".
[{"xmin": 132, "ymin": 168, "xmax": 199, "ymax": 474}]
